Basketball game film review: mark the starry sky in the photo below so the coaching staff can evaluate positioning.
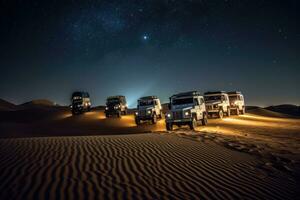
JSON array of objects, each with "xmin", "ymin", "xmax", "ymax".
[{"xmin": 0, "ymin": 0, "xmax": 299, "ymax": 107}]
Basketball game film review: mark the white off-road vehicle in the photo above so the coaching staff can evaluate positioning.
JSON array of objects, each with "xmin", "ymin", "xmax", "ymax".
[
  {"xmin": 204, "ymin": 91, "xmax": 231, "ymax": 119},
  {"xmin": 165, "ymin": 91, "xmax": 208, "ymax": 131},
  {"xmin": 135, "ymin": 96, "xmax": 162, "ymax": 125},
  {"xmin": 228, "ymin": 91, "xmax": 245, "ymax": 115}
]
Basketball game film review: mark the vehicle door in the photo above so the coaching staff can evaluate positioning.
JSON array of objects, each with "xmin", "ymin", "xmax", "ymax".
[
  {"xmin": 194, "ymin": 98, "xmax": 202, "ymax": 120},
  {"xmin": 199, "ymin": 97, "xmax": 206, "ymax": 117}
]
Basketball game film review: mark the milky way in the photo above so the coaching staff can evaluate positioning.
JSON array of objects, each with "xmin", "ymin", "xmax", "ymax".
[{"xmin": 0, "ymin": 0, "xmax": 299, "ymax": 106}]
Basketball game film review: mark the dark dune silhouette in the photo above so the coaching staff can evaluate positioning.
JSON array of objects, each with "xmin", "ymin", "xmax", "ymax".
[{"xmin": 266, "ymin": 104, "xmax": 300, "ymax": 117}]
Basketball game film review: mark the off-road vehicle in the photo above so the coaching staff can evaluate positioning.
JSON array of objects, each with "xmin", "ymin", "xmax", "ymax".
[
  {"xmin": 105, "ymin": 95, "xmax": 127, "ymax": 118},
  {"xmin": 228, "ymin": 91, "xmax": 245, "ymax": 115},
  {"xmin": 165, "ymin": 91, "xmax": 208, "ymax": 131},
  {"xmin": 204, "ymin": 91, "xmax": 231, "ymax": 119},
  {"xmin": 135, "ymin": 96, "xmax": 162, "ymax": 125},
  {"xmin": 71, "ymin": 92, "xmax": 91, "ymax": 115}
]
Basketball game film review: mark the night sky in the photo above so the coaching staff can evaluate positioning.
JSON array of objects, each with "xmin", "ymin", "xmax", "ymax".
[{"xmin": 0, "ymin": 0, "xmax": 299, "ymax": 107}]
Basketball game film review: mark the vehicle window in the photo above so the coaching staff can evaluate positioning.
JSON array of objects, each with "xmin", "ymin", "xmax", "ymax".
[
  {"xmin": 139, "ymin": 100, "xmax": 154, "ymax": 106},
  {"xmin": 200, "ymin": 98, "xmax": 204, "ymax": 104},
  {"xmin": 107, "ymin": 98, "xmax": 120, "ymax": 104},
  {"xmin": 229, "ymin": 95, "xmax": 238, "ymax": 101},
  {"xmin": 221, "ymin": 96, "xmax": 225, "ymax": 101},
  {"xmin": 172, "ymin": 98, "xmax": 194, "ymax": 105},
  {"xmin": 240, "ymin": 95, "xmax": 244, "ymax": 101},
  {"xmin": 194, "ymin": 99, "xmax": 199, "ymax": 106},
  {"xmin": 154, "ymin": 101, "xmax": 158, "ymax": 105},
  {"xmin": 204, "ymin": 95, "xmax": 221, "ymax": 101}
]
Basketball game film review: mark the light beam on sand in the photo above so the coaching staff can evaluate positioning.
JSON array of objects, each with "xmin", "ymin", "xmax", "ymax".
[
  {"xmin": 239, "ymin": 114, "xmax": 295, "ymax": 122},
  {"xmin": 120, "ymin": 115, "xmax": 137, "ymax": 127}
]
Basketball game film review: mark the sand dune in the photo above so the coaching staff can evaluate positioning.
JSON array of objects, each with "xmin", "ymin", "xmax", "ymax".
[
  {"xmin": 247, "ymin": 107, "xmax": 293, "ymax": 118},
  {"xmin": 0, "ymin": 99, "xmax": 18, "ymax": 111},
  {"xmin": 0, "ymin": 133, "xmax": 298, "ymax": 200}
]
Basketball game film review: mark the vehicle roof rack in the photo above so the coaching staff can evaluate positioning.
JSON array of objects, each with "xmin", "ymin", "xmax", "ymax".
[
  {"xmin": 139, "ymin": 96, "xmax": 158, "ymax": 100},
  {"xmin": 227, "ymin": 91, "xmax": 241, "ymax": 95},
  {"xmin": 107, "ymin": 95, "xmax": 125, "ymax": 99},
  {"xmin": 204, "ymin": 91, "xmax": 227, "ymax": 95},
  {"xmin": 72, "ymin": 91, "xmax": 89, "ymax": 97},
  {"xmin": 171, "ymin": 91, "xmax": 201, "ymax": 98}
]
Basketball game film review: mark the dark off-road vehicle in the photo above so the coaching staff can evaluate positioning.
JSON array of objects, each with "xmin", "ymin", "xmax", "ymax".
[
  {"xmin": 105, "ymin": 96, "xmax": 128, "ymax": 118},
  {"xmin": 71, "ymin": 92, "xmax": 91, "ymax": 115}
]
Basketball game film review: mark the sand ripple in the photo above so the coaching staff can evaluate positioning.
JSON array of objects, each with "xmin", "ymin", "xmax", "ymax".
[{"xmin": 0, "ymin": 134, "xmax": 298, "ymax": 200}]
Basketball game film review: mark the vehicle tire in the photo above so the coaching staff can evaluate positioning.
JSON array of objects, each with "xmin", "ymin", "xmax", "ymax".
[
  {"xmin": 241, "ymin": 107, "xmax": 245, "ymax": 115},
  {"xmin": 152, "ymin": 114, "xmax": 157, "ymax": 124},
  {"xmin": 166, "ymin": 123, "xmax": 173, "ymax": 131},
  {"xmin": 72, "ymin": 110, "xmax": 77, "ymax": 115},
  {"xmin": 189, "ymin": 116, "xmax": 197, "ymax": 130},
  {"xmin": 87, "ymin": 106, "xmax": 91, "ymax": 112},
  {"xmin": 201, "ymin": 113, "xmax": 208, "ymax": 126},
  {"xmin": 105, "ymin": 113, "xmax": 109, "ymax": 118},
  {"xmin": 135, "ymin": 118, "xmax": 140, "ymax": 125},
  {"xmin": 218, "ymin": 109, "xmax": 224, "ymax": 119},
  {"xmin": 159, "ymin": 111, "xmax": 163, "ymax": 119},
  {"xmin": 123, "ymin": 109, "xmax": 128, "ymax": 115},
  {"xmin": 227, "ymin": 108, "xmax": 231, "ymax": 117}
]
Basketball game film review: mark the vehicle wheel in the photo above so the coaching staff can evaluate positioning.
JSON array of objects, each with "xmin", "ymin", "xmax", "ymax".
[
  {"xmin": 152, "ymin": 114, "xmax": 157, "ymax": 124},
  {"xmin": 87, "ymin": 106, "xmax": 91, "ymax": 112},
  {"xmin": 105, "ymin": 113, "xmax": 109, "ymax": 118},
  {"xmin": 218, "ymin": 110, "xmax": 224, "ymax": 119},
  {"xmin": 227, "ymin": 108, "xmax": 231, "ymax": 117},
  {"xmin": 236, "ymin": 108, "xmax": 240, "ymax": 115},
  {"xmin": 72, "ymin": 110, "xmax": 77, "ymax": 115},
  {"xmin": 123, "ymin": 110, "xmax": 127, "ymax": 115},
  {"xmin": 135, "ymin": 118, "xmax": 140, "ymax": 125},
  {"xmin": 159, "ymin": 111, "xmax": 163, "ymax": 119},
  {"xmin": 241, "ymin": 107, "xmax": 245, "ymax": 115},
  {"xmin": 166, "ymin": 123, "xmax": 173, "ymax": 131},
  {"xmin": 201, "ymin": 113, "xmax": 208, "ymax": 126},
  {"xmin": 189, "ymin": 116, "xmax": 197, "ymax": 130}
]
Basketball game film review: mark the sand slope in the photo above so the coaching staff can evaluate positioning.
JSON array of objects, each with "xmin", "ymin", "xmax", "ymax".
[{"xmin": 0, "ymin": 134, "xmax": 298, "ymax": 200}]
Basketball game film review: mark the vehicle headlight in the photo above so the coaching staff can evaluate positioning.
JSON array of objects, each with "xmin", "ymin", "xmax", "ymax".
[
  {"xmin": 166, "ymin": 113, "xmax": 171, "ymax": 118},
  {"xmin": 234, "ymin": 101, "xmax": 238, "ymax": 105},
  {"xmin": 184, "ymin": 111, "xmax": 191, "ymax": 117},
  {"xmin": 147, "ymin": 110, "xmax": 152, "ymax": 114},
  {"xmin": 213, "ymin": 104, "xmax": 218, "ymax": 108},
  {"xmin": 105, "ymin": 107, "xmax": 108, "ymax": 110},
  {"xmin": 135, "ymin": 112, "xmax": 138, "ymax": 116}
]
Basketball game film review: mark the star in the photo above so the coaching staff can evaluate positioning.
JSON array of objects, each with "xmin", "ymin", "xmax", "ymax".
[{"xmin": 143, "ymin": 35, "xmax": 149, "ymax": 40}]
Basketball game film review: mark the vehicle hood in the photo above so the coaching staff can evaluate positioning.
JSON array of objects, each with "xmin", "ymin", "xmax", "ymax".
[
  {"xmin": 205, "ymin": 101, "xmax": 222, "ymax": 106},
  {"xmin": 171, "ymin": 105, "xmax": 193, "ymax": 112},
  {"xmin": 138, "ymin": 105, "xmax": 154, "ymax": 111}
]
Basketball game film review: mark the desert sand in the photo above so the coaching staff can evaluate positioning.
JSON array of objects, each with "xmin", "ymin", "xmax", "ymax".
[{"xmin": 0, "ymin": 104, "xmax": 299, "ymax": 199}]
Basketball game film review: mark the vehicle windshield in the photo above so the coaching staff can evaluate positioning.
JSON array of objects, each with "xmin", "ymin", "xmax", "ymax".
[
  {"xmin": 172, "ymin": 98, "xmax": 194, "ymax": 105},
  {"xmin": 107, "ymin": 98, "xmax": 120, "ymax": 104},
  {"xmin": 204, "ymin": 95, "xmax": 222, "ymax": 101},
  {"xmin": 229, "ymin": 95, "xmax": 238, "ymax": 101},
  {"xmin": 139, "ymin": 100, "xmax": 153, "ymax": 106}
]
